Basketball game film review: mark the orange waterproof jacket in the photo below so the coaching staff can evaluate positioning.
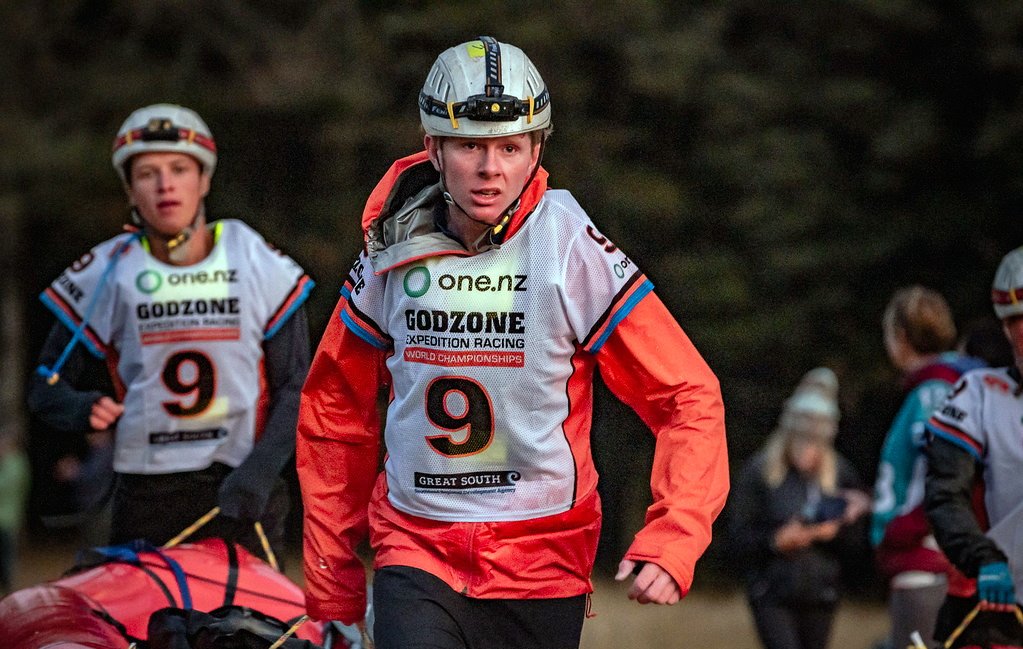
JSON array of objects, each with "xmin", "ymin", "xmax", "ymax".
[{"xmin": 296, "ymin": 152, "xmax": 729, "ymax": 624}]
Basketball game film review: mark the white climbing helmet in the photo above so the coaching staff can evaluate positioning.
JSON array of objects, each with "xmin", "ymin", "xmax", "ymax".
[
  {"xmin": 419, "ymin": 36, "xmax": 552, "ymax": 138},
  {"xmin": 111, "ymin": 103, "xmax": 217, "ymax": 184},
  {"xmin": 992, "ymin": 246, "xmax": 1023, "ymax": 320}
]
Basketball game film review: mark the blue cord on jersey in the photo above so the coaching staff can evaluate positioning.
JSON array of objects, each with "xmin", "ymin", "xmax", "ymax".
[{"xmin": 36, "ymin": 231, "xmax": 142, "ymax": 385}]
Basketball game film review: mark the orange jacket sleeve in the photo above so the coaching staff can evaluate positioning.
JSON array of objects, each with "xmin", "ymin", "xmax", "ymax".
[
  {"xmin": 596, "ymin": 293, "xmax": 729, "ymax": 595},
  {"xmin": 296, "ymin": 298, "xmax": 388, "ymax": 623}
]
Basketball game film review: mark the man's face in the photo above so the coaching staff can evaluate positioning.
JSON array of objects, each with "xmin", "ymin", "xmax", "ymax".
[
  {"xmin": 426, "ymin": 133, "xmax": 539, "ymax": 226},
  {"xmin": 127, "ymin": 152, "xmax": 210, "ymax": 239},
  {"xmin": 1003, "ymin": 314, "xmax": 1023, "ymax": 369}
]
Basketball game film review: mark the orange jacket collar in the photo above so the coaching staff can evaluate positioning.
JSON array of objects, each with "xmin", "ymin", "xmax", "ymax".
[{"xmin": 360, "ymin": 150, "xmax": 549, "ymax": 245}]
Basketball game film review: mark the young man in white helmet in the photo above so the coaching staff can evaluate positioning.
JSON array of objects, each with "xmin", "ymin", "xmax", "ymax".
[
  {"xmin": 27, "ymin": 104, "xmax": 315, "ymax": 559},
  {"xmin": 924, "ymin": 246, "xmax": 1023, "ymax": 645},
  {"xmin": 297, "ymin": 37, "xmax": 728, "ymax": 648}
]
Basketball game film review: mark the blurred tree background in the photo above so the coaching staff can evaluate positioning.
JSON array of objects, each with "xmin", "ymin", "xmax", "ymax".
[{"xmin": 2, "ymin": 0, "xmax": 1022, "ymax": 591}]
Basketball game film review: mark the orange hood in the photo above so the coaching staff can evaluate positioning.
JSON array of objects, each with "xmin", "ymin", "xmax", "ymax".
[{"xmin": 360, "ymin": 150, "xmax": 549, "ymax": 251}]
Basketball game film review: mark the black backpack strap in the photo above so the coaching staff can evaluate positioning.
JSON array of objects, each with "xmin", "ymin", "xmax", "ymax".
[{"xmin": 222, "ymin": 537, "xmax": 239, "ymax": 607}]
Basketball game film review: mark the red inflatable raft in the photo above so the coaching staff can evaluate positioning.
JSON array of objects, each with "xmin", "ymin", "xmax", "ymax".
[{"xmin": 0, "ymin": 537, "xmax": 326, "ymax": 648}]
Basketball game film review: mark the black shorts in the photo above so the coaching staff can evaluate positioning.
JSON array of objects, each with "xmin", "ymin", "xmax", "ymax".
[
  {"xmin": 110, "ymin": 463, "xmax": 289, "ymax": 562},
  {"xmin": 372, "ymin": 565, "xmax": 587, "ymax": 649}
]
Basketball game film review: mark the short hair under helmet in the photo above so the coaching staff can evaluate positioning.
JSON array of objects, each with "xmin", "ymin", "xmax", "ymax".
[
  {"xmin": 992, "ymin": 246, "xmax": 1023, "ymax": 320},
  {"xmin": 419, "ymin": 36, "xmax": 551, "ymax": 138},
  {"xmin": 111, "ymin": 104, "xmax": 217, "ymax": 184}
]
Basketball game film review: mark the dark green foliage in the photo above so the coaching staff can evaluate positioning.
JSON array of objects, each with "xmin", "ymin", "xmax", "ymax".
[{"xmin": 5, "ymin": 0, "xmax": 1023, "ymax": 576}]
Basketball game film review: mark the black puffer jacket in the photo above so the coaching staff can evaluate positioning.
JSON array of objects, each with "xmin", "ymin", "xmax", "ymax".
[{"xmin": 729, "ymin": 450, "xmax": 866, "ymax": 605}]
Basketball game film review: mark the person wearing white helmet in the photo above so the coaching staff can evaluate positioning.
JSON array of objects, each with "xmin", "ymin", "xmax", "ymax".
[
  {"xmin": 110, "ymin": 103, "xmax": 219, "ymax": 264},
  {"xmin": 27, "ymin": 103, "xmax": 315, "ymax": 560},
  {"xmin": 730, "ymin": 368, "xmax": 870, "ymax": 649},
  {"xmin": 297, "ymin": 37, "xmax": 728, "ymax": 649},
  {"xmin": 925, "ymin": 246, "xmax": 1023, "ymax": 646}
]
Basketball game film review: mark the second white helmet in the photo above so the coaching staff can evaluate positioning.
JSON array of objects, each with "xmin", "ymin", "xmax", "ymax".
[
  {"xmin": 111, "ymin": 104, "xmax": 217, "ymax": 184},
  {"xmin": 992, "ymin": 246, "xmax": 1023, "ymax": 319},
  {"xmin": 419, "ymin": 36, "xmax": 551, "ymax": 138}
]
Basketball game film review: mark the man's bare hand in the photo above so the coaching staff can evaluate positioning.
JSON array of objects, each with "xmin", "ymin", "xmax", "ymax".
[
  {"xmin": 89, "ymin": 396, "xmax": 124, "ymax": 431},
  {"xmin": 615, "ymin": 559, "xmax": 682, "ymax": 605}
]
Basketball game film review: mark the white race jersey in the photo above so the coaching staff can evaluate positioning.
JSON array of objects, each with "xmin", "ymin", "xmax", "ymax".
[
  {"xmin": 343, "ymin": 190, "xmax": 653, "ymax": 522},
  {"xmin": 42, "ymin": 219, "xmax": 313, "ymax": 474},
  {"xmin": 929, "ymin": 367, "xmax": 1023, "ymax": 595}
]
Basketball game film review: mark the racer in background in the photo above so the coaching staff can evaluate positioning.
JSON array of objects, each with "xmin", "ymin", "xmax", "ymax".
[
  {"xmin": 27, "ymin": 104, "xmax": 313, "ymax": 559},
  {"xmin": 871, "ymin": 286, "xmax": 983, "ymax": 649},
  {"xmin": 297, "ymin": 36, "xmax": 728, "ymax": 649},
  {"xmin": 925, "ymin": 245, "xmax": 1023, "ymax": 644}
]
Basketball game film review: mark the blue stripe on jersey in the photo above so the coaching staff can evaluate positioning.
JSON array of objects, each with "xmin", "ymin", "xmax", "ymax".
[
  {"xmin": 265, "ymin": 277, "xmax": 316, "ymax": 340},
  {"xmin": 927, "ymin": 424, "xmax": 983, "ymax": 461},
  {"xmin": 39, "ymin": 292, "xmax": 106, "ymax": 359},
  {"xmin": 340, "ymin": 308, "xmax": 391, "ymax": 350},
  {"xmin": 589, "ymin": 279, "xmax": 654, "ymax": 353}
]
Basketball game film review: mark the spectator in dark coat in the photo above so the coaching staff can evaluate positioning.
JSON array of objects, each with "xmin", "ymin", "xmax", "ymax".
[{"xmin": 730, "ymin": 367, "xmax": 871, "ymax": 649}]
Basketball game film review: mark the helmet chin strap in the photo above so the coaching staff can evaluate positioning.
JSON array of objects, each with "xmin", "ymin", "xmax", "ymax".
[
  {"xmin": 131, "ymin": 202, "xmax": 206, "ymax": 264},
  {"xmin": 440, "ymin": 188, "xmax": 514, "ymax": 240},
  {"xmin": 436, "ymin": 146, "xmax": 514, "ymax": 233},
  {"xmin": 436, "ymin": 134, "xmax": 546, "ymax": 243}
]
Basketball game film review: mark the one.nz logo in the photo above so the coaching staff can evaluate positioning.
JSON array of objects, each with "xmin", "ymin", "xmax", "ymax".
[
  {"xmin": 404, "ymin": 266, "xmax": 430, "ymax": 298},
  {"xmin": 136, "ymin": 270, "xmax": 162, "ymax": 294}
]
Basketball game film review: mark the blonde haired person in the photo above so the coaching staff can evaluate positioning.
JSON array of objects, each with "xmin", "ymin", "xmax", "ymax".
[
  {"xmin": 730, "ymin": 368, "xmax": 870, "ymax": 649},
  {"xmin": 872, "ymin": 286, "xmax": 983, "ymax": 649}
]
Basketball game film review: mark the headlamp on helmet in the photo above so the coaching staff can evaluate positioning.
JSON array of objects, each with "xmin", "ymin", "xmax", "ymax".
[
  {"xmin": 419, "ymin": 36, "xmax": 551, "ymax": 138},
  {"xmin": 139, "ymin": 118, "xmax": 182, "ymax": 141}
]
